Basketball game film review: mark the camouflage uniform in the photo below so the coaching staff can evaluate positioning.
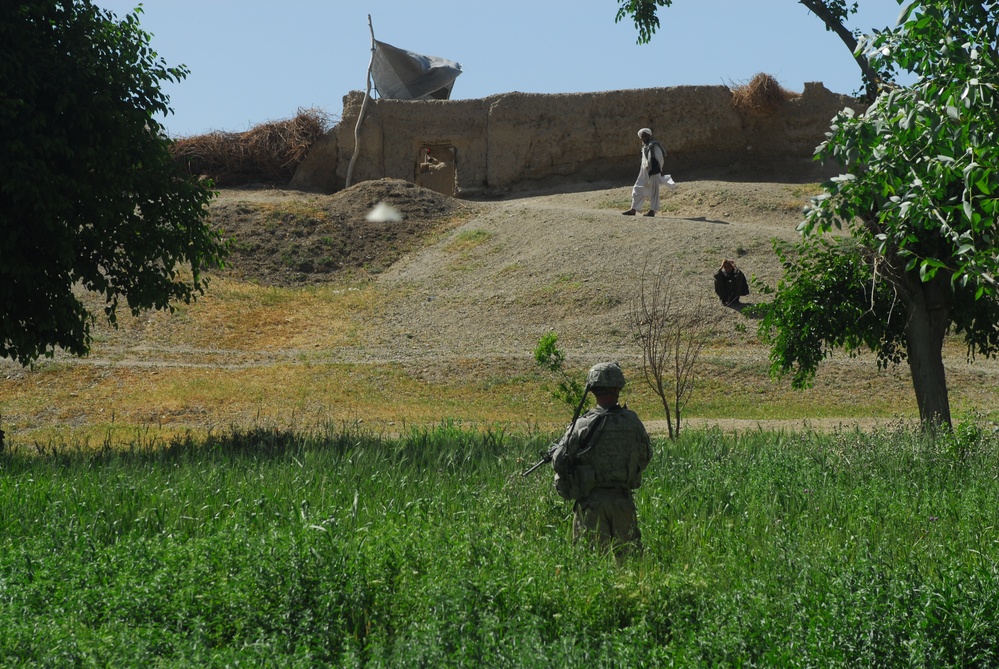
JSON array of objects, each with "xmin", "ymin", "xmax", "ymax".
[{"xmin": 551, "ymin": 363, "xmax": 652, "ymax": 556}]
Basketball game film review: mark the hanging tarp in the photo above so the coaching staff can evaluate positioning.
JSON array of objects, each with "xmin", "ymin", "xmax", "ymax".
[{"xmin": 370, "ymin": 40, "xmax": 462, "ymax": 100}]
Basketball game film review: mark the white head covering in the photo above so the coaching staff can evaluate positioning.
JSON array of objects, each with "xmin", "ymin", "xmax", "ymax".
[{"xmin": 638, "ymin": 128, "xmax": 652, "ymax": 138}]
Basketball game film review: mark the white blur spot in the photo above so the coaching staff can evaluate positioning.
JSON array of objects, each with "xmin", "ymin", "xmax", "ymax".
[
  {"xmin": 365, "ymin": 201, "xmax": 403, "ymax": 222},
  {"xmin": 881, "ymin": 47, "xmax": 891, "ymax": 56}
]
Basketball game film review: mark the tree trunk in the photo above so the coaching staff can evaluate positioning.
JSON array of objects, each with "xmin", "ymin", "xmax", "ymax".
[{"xmin": 902, "ymin": 274, "xmax": 953, "ymax": 428}]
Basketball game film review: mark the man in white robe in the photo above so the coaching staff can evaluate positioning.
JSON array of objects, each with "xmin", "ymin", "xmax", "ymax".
[{"xmin": 622, "ymin": 128, "xmax": 676, "ymax": 218}]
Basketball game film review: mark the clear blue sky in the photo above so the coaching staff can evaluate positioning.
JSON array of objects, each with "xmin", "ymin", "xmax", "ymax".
[{"xmin": 93, "ymin": 0, "xmax": 909, "ymax": 138}]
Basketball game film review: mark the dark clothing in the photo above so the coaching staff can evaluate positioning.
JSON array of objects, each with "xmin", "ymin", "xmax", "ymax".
[
  {"xmin": 643, "ymin": 140, "xmax": 667, "ymax": 175},
  {"xmin": 714, "ymin": 268, "xmax": 749, "ymax": 305}
]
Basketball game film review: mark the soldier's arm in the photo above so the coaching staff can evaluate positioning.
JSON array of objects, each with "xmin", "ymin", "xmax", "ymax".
[{"xmin": 638, "ymin": 422, "xmax": 652, "ymax": 470}]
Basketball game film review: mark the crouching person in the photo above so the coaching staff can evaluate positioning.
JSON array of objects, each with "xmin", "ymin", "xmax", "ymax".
[
  {"xmin": 551, "ymin": 362, "xmax": 653, "ymax": 558},
  {"xmin": 714, "ymin": 258, "xmax": 749, "ymax": 307}
]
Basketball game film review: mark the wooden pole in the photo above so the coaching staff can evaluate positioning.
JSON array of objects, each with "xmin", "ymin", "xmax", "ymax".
[{"xmin": 345, "ymin": 14, "xmax": 376, "ymax": 188}]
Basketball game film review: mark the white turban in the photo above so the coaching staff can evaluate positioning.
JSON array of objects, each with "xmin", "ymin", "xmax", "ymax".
[{"xmin": 638, "ymin": 128, "xmax": 652, "ymax": 138}]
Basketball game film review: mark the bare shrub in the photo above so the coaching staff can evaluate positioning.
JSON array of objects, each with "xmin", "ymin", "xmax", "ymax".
[
  {"xmin": 628, "ymin": 258, "xmax": 710, "ymax": 440},
  {"xmin": 170, "ymin": 107, "xmax": 335, "ymax": 186},
  {"xmin": 730, "ymin": 73, "xmax": 798, "ymax": 116}
]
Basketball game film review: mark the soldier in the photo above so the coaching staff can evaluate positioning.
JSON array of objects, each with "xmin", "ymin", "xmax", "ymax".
[{"xmin": 551, "ymin": 362, "xmax": 653, "ymax": 557}]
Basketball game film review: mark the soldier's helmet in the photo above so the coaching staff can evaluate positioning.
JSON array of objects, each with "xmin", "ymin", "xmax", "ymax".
[{"xmin": 587, "ymin": 362, "xmax": 626, "ymax": 390}]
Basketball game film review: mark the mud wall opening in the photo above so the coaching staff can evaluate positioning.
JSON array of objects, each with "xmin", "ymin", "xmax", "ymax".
[{"xmin": 415, "ymin": 145, "xmax": 457, "ymax": 196}]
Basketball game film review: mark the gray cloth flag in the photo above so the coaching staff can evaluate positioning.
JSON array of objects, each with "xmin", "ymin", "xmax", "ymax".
[{"xmin": 371, "ymin": 40, "xmax": 462, "ymax": 100}]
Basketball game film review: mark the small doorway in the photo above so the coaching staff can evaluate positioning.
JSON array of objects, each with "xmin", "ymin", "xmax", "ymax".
[{"xmin": 416, "ymin": 145, "xmax": 456, "ymax": 196}]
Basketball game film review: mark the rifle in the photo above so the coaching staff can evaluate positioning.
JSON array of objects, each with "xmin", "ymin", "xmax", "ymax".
[{"xmin": 521, "ymin": 384, "xmax": 590, "ymax": 477}]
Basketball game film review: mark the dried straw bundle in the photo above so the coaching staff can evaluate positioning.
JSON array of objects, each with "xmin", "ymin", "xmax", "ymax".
[
  {"xmin": 171, "ymin": 107, "xmax": 333, "ymax": 186},
  {"xmin": 730, "ymin": 73, "xmax": 797, "ymax": 116}
]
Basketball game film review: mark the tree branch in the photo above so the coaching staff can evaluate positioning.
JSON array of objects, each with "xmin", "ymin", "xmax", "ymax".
[{"xmin": 798, "ymin": 0, "xmax": 883, "ymax": 101}]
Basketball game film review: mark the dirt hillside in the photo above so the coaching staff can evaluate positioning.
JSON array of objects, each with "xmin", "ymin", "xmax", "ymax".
[
  {"xmin": 207, "ymin": 175, "xmax": 817, "ymax": 413},
  {"xmin": 4, "ymin": 175, "xmax": 996, "ymax": 439},
  {"xmin": 211, "ymin": 176, "xmax": 812, "ymax": 369},
  {"xmin": 211, "ymin": 179, "xmax": 477, "ymax": 285},
  {"xmin": 206, "ymin": 176, "xmax": 996, "ymax": 434},
  {"xmin": 204, "ymin": 176, "xmax": 918, "ymax": 435}
]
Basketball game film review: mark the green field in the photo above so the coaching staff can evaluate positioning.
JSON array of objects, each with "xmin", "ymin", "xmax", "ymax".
[
  {"xmin": 1, "ymin": 188, "xmax": 996, "ymax": 664},
  {"xmin": 2, "ymin": 422, "xmax": 998, "ymax": 666}
]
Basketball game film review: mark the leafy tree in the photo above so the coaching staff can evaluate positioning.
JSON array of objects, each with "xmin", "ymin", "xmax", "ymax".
[
  {"xmin": 0, "ymin": 1, "xmax": 227, "ymax": 367},
  {"xmin": 617, "ymin": 0, "xmax": 999, "ymax": 428},
  {"xmin": 757, "ymin": 236, "xmax": 908, "ymax": 388},
  {"xmin": 614, "ymin": 0, "xmax": 884, "ymax": 100},
  {"xmin": 760, "ymin": 1, "xmax": 999, "ymax": 428}
]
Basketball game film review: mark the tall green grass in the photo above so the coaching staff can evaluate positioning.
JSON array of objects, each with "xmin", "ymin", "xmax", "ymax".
[{"xmin": 1, "ymin": 420, "xmax": 998, "ymax": 666}]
